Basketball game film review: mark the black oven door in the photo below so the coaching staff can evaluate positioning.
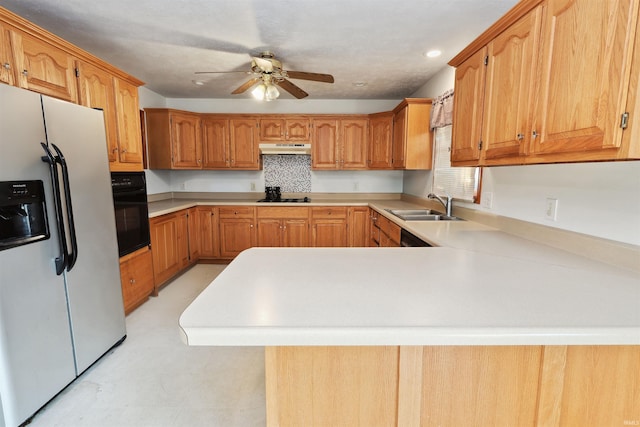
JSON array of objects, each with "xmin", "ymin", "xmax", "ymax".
[{"xmin": 111, "ymin": 172, "xmax": 150, "ymax": 257}]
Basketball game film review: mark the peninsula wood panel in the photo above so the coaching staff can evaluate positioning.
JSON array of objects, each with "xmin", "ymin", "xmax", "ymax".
[
  {"xmin": 265, "ymin": 346, "xmax": 399, "ymax": 427},
  {"xmin": 419, "ymin": 346, "xmax": 541, "ymax": 426}
]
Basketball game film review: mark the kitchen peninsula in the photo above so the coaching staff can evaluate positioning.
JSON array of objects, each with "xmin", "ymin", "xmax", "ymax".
[{"xmin": 178, "ymin": 202, "xmax": 640, "ymax": 427}]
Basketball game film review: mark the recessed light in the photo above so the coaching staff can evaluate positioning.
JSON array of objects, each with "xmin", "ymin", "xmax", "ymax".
[
  {"xmin": 424, "ymin": 50, "xmax": 442, "ymax": 58},
  {"xmin": 192, "ymin": 80, "xmax": 205, "ymax": 86},
  {"xmin": 352, "ymin": 81, "xmax": 367, "ymax": 87}
]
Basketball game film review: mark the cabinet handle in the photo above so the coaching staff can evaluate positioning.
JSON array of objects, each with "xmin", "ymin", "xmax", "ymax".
[{"xmin": 517, "ymin": 133, "xmax": 524, "ymax": 141}]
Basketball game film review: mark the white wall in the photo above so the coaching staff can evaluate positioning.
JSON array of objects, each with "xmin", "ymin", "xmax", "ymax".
[
  {"xmin": 139, "ymin": 89, "xmax": 404, "ymax": 195},
  {"xmin": 406, "ymin": 66, "xmax": 640, "ymax": 245}
]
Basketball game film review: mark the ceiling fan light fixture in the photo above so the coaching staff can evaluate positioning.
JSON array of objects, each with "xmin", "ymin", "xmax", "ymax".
[
  {"xmin": 252, "ymin": 83, "xmax": 267, "ymax": 100},
  {"xmin": 265, "ymin": 84, "xmax": 280, "ymax": 101}
]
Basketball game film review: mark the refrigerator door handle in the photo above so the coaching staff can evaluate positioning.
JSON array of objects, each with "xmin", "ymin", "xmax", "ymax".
[
  {"xmin": 51, "ymin": 143, "xmax": 78, "ymax": 271},
  {"xmin": 40, "ymin": 142, "xmax": 68, "ymax": 275}
]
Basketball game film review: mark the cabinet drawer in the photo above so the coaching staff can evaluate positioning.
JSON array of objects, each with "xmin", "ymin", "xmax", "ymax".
[
  {"xmin": 257, "ymin": 206, "xmax": 310, "ymax": 219},
  {"xmin": 311, "ymin": 206, "xmax": 348, "ymax": 219},
  {"xmin": 219, "ymin": 206, "xmax": 255, "ymax": 218},
  {"xmin": 377, "ymin": 215, "xmax": 401, "ymax": 243}
]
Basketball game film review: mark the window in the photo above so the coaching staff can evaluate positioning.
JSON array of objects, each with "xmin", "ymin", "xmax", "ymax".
[{"xmin": 431, "ymin": 125, "xmax": 480, "ymax": 203}]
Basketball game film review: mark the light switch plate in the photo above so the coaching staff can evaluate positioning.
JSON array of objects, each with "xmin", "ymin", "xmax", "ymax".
[
  {"xmin": 482, "ymin": 192, "xmax": 493, "ymax": 209},
  {"xmin": 545, "ymin": 198, "xmax": 558, "ymax": 221}
]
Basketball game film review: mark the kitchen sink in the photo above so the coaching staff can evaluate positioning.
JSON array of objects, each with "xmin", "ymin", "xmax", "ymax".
[{"xmin": 385, "ymin": 209, "xmax": 463, "ymax": 221}]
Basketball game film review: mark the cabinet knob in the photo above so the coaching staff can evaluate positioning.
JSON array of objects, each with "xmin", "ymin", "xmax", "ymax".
[
  {"xmin": 517, "ymin": 133, "xmax": 524, "ymax": 141},
  {"xmin": 112, "ymin": 147, "xmax": 118, "ymax": 153},
  {"xmin": 532, "ymin": 130, "xmax": 539, "ymax": 139},
  {"xmin": 121, "ymin": 149, "xmax": 127, "ymax": 153},
  {"xmin": 22, "ymin": 69, "xmax": 28, "ymax": 76},
  {"xmin": 129, "ymin": 278, "xmax": 136, "ymax": 284},
  {"xmin": 3, "ymin": 63, "xmax": 10, "ymax": 70}
]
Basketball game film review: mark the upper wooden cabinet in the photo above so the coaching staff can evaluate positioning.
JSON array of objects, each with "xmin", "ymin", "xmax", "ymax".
[
  {"xmin": 147, "ymin": 111, "xmax": 261, "ymax": 170},
  {"xmin": 449, "ymin": 0, "xmax": 640, "ymax": 166},
  {"xmin": 229, "ymin": 118, "xmax": 261, "ymax": 169},
  {"xmin": 259, "ymin": 117, "xmax": 310, "ymax": 142},
  {"xmin": 311, "ymin": 116, "xmax": 368, "ymax": 170},
  {"xmin": 146, "ymin": 109, "xmax": 203, "ymax": 169},
  {"xmin": 10, "ymin": 29, "xmax": 78, "ymax": 103},
  {"xmin": 1, "ymin": 7, "xmax": 145, "ymax": 172},
  {"xmin": 368, "ymin": 112, "xmax": 394, "ymax": 169},
  {"xmin": 0, "ymin": 22, "xmax": 17, "ymax": 85},
  {"xmin": 77, "ymin": 63, "xmax": 144, "ymax": 171},
  {"xmin": 391, "ymin": 99, "xmax": 433, "ymax": 169}
]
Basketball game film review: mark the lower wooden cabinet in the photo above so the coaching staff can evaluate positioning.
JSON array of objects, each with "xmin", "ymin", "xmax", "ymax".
[
  {"xmin": 218, "ymin": 206, "xmax": 256, "ymax": 258},
  {"xmin": 119, "ymin": 246, "xmax": 154, "ymax": 315},
  {"xmin": 348, "ymin": 206, "xmax": 369, "ymax": 247},
  {"xmin": 257, "ymin": 207, "xmax": 310, "ymax": 247},
  {"xmin": 311, "ymin": 207, "xmax": 348, "ymax": 247},
  {"xmin": 377, "ymin": 215, "xmax": 400, "ymax": 247},
  {"xmin": 198, "ymin": 206, "xmax": 220, "ymax": 258}
]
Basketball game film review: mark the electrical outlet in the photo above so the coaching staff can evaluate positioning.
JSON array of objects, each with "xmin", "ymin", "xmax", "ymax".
[
  {"xmin": 545, "ymin": 198, "xmax": 558, "ymax": 221},
  {"xmin": 482, "ymin": 192, "xmax": 493, "ymax": 209},
  {"xmin": 250, "ymin": 182, "xmax": 256, "ymax": 191}
]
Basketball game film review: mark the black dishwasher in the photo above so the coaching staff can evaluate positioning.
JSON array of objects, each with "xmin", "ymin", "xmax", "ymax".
[{"xmin": 400, "ymin": 229, "xmax": 432, "ymax": 247}]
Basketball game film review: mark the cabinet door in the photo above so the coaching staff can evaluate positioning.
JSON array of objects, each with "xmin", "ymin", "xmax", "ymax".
[
  {"xmin": 171, "ymin": 112, "xmax": 202, "ymax": 169},
  {"xmin": 11, "ymin": 30, "xmax": 78, "ymax": 102},
  {"xmin": 257, "ymin": 218, "xmax": 283, "ymax": 247},
  {"xmin": 229, "ymin": 118, "xmax": 260, "ymax": 169},
  {"xmin": 311, "ymin": 118, "xmax": 339, "ymax": 169},
  {"xmin": 285, "ymin": 118, "xmax": 310, "ymax": 141},
  {"xmin": 198, "ymin": 207, "xmax": 220, "ymax": 258},
  {"xmin": 348, "ymin": 207, "xmax": 369, "ymax": 247},
  {"xmin": 482, "ymin": 6, "xmax": 542, "ymax": 164},
  {"xmin": 175, "ymin": 210, "xmax": 191, "ymax": 269},
  {"xmin": 150, "ymin": 214, "xmax": 180, "ymax": 286},
  {"xmin": 219, "ymin": 218, "xmax": 255, "ymax": 257},
  {"xmin": 368, "ymin": 113, "xmax": 393, "ymax": 169},
  {"xmin": 283, "ymin": 219, "xmax": 309, "ymax": 247},
  {"xmin": 341, "ymin": 118, "xmax": 368, "ymax": 169},
  {"xmin": 392, "ymin": 107, "xmax": 407, "ymax": 168},
  {"xmin": 530, "ymin": 0, "xmax": 636, "ymax": 158},
  {"xmin": 451, "ymin": 47, "xmax": 487, "ymax": 165},
  {"xmin": 120, "ymin": 248, "xmax": 154, "ymax": 315},
  {"xmin": 76, "ymin": 61, "xmax": 119, "ymax": 163},
  {"xmin": 259, "ymin": 118, "xmax": 285, "ymax": 141},
  {"xmin": 114, "ymin": 78, "xmax": 144, "ymax": 167},
  {"xmin": 0, "ymin": 23, "xmax": 17, "ymax": 85},
  {"xmin": 311, "ymin": 219, "xmax": 348, "ymax": 247},
  {"xmin": 187, "ymin": 207, "xmax": 200, "ymax": 263},
  {"xmin": 202, "ymin": 117, "xmax": 230, "ymax": 169}
]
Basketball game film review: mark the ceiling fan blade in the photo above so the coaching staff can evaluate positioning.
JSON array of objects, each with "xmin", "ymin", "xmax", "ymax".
[
  {"xmin": 232, "ymin": 77, "xmax": 261, "ymax": 94},
  {"xmin": 277, "ymin": 79, "xmax": 309, "ymax": 99},
  {"xmin": 195, "ymin": 70, "xmax": 252, "ymax": 75},
  {"xmin": 286, "ymin": 71, "xmax": 334, "ymax": 83}
]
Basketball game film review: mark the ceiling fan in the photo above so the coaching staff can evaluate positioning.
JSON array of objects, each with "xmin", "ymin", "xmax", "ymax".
[{"xmin": 195, "ymin": 51, "xmax": 334, "ymax": 100}]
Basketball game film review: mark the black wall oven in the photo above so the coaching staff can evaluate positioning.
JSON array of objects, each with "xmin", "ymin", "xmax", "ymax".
[{"xmin": 111, "ymin": 172, "xmax": 150, "ymax": 257}]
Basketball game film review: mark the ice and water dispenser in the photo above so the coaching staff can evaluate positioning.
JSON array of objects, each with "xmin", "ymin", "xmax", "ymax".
[{"xmin": 0, "ymin": 180, "xmax": 50, "ymax": 251}]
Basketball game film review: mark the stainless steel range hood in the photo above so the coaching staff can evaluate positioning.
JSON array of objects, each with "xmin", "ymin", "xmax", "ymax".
[{"xmin": 259, "ymin": 143, "xmax": 311, "ymax": 155}]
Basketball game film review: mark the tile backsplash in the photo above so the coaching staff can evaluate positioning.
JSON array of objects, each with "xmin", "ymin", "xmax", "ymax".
[{"xmin": 263, "ymin": 155, "xmax": 312, "ymax": 193}]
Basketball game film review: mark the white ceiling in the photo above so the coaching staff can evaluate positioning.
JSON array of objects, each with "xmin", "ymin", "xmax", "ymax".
[{"xmin": 2, "ymin": 0, "xmax": 519, "ymax": 100}]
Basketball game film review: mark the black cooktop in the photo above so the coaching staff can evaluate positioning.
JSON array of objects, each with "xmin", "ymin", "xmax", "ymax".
[{"xmin": 257, "ymin": 197, "xmax": 311, "ymax": 203}]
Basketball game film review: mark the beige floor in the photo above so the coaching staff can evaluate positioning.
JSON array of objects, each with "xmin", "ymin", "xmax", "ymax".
[{"xmin": 30, "ymin": 264, "xmax": 267, "ymax": 427}]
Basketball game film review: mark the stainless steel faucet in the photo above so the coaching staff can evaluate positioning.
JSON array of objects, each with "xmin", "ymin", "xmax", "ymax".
[{"xmin": 427, "ymin": 193, "xmax": 452, "ymax": 217}]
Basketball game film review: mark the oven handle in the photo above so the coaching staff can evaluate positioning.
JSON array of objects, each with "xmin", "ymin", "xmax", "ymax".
[
  {"xmin": 51, "ymin": 143, "xmax": 78, "ymax": 272},
  {"xmin": 40, "ymin": 143, "xmax": 67, "ymax": 275}
]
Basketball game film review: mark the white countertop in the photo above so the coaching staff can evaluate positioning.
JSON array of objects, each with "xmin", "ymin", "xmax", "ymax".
[{"xmin": 179, "ymin": 247, "xmax": 640, "ymax": 346}]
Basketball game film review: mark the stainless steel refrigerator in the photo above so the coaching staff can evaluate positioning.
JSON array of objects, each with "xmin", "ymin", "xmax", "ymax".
[{"xmin": 0, "ymin": 84, "xmax": 126, "ymax": 427}]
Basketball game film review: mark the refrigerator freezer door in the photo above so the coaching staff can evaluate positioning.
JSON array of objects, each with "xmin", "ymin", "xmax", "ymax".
[
  {"xmin": 41, "ymin": 96, "xmax": 126, "ymax": 374},
  {"xmin": 0, "ymin": 85, "xmax": 76, "ymax": 427}
]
